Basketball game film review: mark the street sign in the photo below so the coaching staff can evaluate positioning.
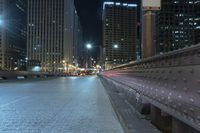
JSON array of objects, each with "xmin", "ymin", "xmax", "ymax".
[{"xmin": 142, "ymin": 0, "xmax": 161, "ymax": 10}]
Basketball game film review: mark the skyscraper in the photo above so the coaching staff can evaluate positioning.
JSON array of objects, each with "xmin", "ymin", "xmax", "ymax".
[
  {"xmin": 0, "ymin": 0, "xmax": 27, "ymax": 70},
  {"xmin": 102, "ymin": 2, "xmax": 137, "ymax": 69},
  {"xmin": 73, "ymin": 10, "xmax": 83, "ymax": 68},
  {"xmin": 27, "ymin": 0, "xmax": 75, "ymax": 72},
  {"xmin": 155, "ymin": 0, "xmax": 200, "ymax": 53}
]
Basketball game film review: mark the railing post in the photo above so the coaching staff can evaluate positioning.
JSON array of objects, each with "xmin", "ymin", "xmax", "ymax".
[
  {"xmin": 172, "ymin": 118, "xmax": 199, "ymax": 133},
  {"xmin": 151, "ymin": 106, "xmax": 172, "ymax": 133}
]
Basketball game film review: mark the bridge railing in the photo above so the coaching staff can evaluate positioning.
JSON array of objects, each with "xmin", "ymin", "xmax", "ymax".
[{"xmin": 99, "ymin": 44, "xmax": 200, "ymax": 131}]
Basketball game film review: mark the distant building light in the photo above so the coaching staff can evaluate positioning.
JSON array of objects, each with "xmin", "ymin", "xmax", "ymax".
[
  {"xmin": 189, "ymin": 1, "xmax": 193, "ymax": 4},
  {"xmin": 174, "ymin": 1, "xmax": 179, "ymax": 4},
  {"xmin": 103, "ymin": 2, "xmax": 114, "ymax": 9},
  {"xmin": 104, "ymin": 2, "xmax": 114, "ymax": 5},
  {"xmin": 123, "ymin": 3, "xmax": 128, "ymax": 6},
  {"xmin": 116, "ymin": 3, "xmax": 121, "ymax": 6},
  {"xmin": 104, "ymin": 2, "xmax": 137, "ymax": 9},
  {"xmin": 128, "ymin": 4, "xmax": 137, "ymax": 7},
  {"xmin": 196, "ymin": 26, "xmax": 200, "ymax": 29},
  {"xmin": 32, "ymin": 66, "xmax": 41, "ymax": 72},
  {"xmin": 179, "ymin": 14, "xmax": 184, "ymax": 17}
]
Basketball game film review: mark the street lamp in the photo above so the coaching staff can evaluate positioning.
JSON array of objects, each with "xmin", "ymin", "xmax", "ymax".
[
  {"xmin": 112, "ymin": 44, "xmax": 119, "ymax": 68},
  {"xmin": 86, "ymin": 43, "xmax": 92, "ymax": 49},
  {"xmin": 86, "ymin": 43, "xmax": 93, "ymax": 69},
  {"xmin": 113, "ymin": 44, "xmax": 119, "ymax": 49}
]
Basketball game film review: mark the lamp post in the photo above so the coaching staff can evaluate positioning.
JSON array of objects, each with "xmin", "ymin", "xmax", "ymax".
[
  {"xmin": 85, "ymin": 43, "xmax": 104, "ymax": 70},
  {"xmin": 86, "ymin": 43, "xmax": 92, "ymax": 69},
  {"xmin": 112, "ymin": 44, "xmax": 119, "ymax": 68}
]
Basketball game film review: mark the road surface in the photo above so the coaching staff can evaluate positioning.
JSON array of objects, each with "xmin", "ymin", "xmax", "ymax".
[{"xmin": 0, "ymin": 76, "xmax": 124, "ymax": 133}]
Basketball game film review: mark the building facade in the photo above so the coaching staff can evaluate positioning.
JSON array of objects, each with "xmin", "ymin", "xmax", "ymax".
[
  {"xmin": 102, "ymin": 2, "xmax": 137, "ymax": 69},
  {"xmin": 73, "ymin": 10, "xmax": 83, "ymax": 68},
  {"xmin": 0, "ymin": 0, "xmax": 27, "ymax": 70},
  {"xmin": 155, "ymin": 0, "xmax": 200, "ymax": 53},
  {"xmin": 27, "ymin": 0, "xmax": 75, "ymax": 72}
]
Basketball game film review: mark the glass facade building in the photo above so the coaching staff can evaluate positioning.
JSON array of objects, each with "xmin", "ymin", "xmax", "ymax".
[
  {"xmin": 27, "ymin": 0, "xmax": 76, "ymax": 72},
  {"xmin": 155, "ymin": 0, "xmax": 200, "ymax": 53},
  {"xmin": 102, "ymin": 2, "xmax": 137, "ymax": 69},
  {"xmin": 0, "ymin": 0, "xmax": 27, "ymax": 70}
]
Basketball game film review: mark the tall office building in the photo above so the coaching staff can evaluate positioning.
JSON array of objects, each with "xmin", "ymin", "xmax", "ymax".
[
  {"xmin": 155, "ymin": 0, "xmax": 200, "ymax": 53},
  {"xmin": 102, "ymin": 2, "xmax": 137, "ymax": 69},
  {"xmin": 0, "ymin": 0, "xmax": 27, "ymax": 70},
  {"xmin": 27, "ymin": 0, "xmax": 75, "ymax": 72},
  {"xmin": 73, "ymin": 10, "xmax": 83, "ymax": 68}
]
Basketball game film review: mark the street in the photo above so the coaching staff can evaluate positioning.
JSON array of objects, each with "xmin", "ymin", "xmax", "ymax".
[{"xmin": 0, "ymin": 76, "xmax": 124, "ymax": 133}]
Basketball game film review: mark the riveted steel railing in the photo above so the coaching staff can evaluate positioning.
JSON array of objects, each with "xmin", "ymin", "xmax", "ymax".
[{"xmin": 100, "ymin": 44, "xmax": 200, "ymax": 131}]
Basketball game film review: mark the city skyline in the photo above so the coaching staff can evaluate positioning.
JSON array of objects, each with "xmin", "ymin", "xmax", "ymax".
[
  {"xmin": 0, "ymin": 0, "xmax": 199, "ymax": 72},
  {"xmin": 0, "ymin": 1, "xmax": 199, "ymax": 132}
]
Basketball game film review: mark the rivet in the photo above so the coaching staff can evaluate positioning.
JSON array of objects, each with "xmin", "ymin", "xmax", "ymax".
[
  {"xmin": 183, "ymin": 78, "xmax": 187, "ymax": 83},
  {"xmin": 190, "ymin": 98, "xmax": 194, "ymax": 103},
  {"xmin": 183, "ymin": 87, "xmax": 188, "ymax": 92}
]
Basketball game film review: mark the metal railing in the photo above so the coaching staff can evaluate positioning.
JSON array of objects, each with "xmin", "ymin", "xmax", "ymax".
[{"xmin": 100, "ymin": 44, "xmax": 200, "ymax": 131}]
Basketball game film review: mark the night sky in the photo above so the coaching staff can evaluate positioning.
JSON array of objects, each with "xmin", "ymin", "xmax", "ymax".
[
  {"xmin": 75, "ymin": 0, "xmax": 139, "ymax": 57},
  {"xmin": 75, "ymin": 0, "xmax": 102, "ymax": 45}
]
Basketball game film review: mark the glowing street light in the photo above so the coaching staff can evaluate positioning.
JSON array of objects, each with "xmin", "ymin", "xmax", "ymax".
[
  {"xmin": 86, "ymin": 43, "xmax": 92, "ymax": 49},
  {"xmin": 113, "ymin": 44, "xmax": 119, "ymax": 49},
  {"xmin": 85, "ymin": 43, "xmax": 93, "ymax": 69}
]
